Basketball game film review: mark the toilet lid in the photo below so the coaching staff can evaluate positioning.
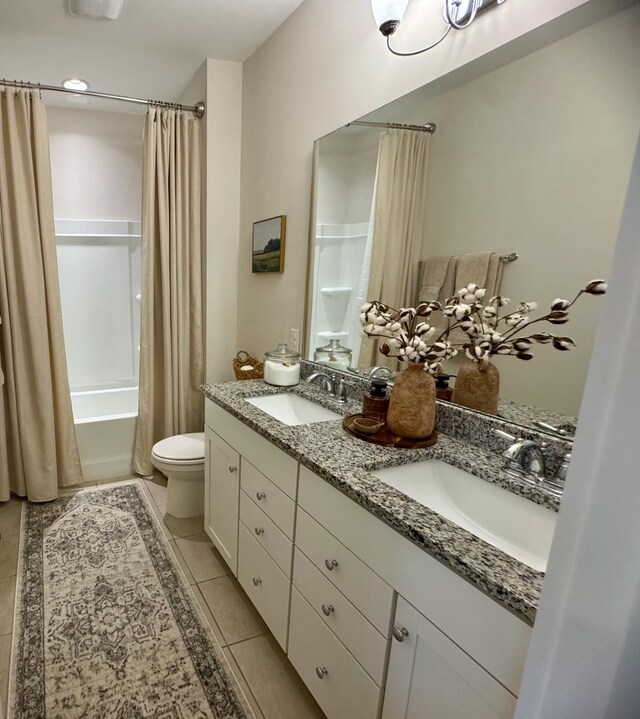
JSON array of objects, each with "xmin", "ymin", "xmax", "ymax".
[{"xmin": 152, "ymin": 432, "xmax": 205, "ymax": 461}]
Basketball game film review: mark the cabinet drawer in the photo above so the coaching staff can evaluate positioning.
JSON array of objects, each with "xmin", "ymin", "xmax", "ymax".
[
  {"xmin": 238, "ymin": 524, "xmax": 290, "ymax": 650},
  {"xmin": 240, "ymin": 490, "xmax": 293, "ymax": 578},
  {"xmin": 205, "ymin": 399, "xmax": 298, "ymax": 498},
  {"xmin": 293, "ymin": 548, "xmax": 389, "ymax": 686},
  {"xmin": 289, "ymin": 588, "xmax": 381, "ymax": 719},
  {"xmin": 241, "ymin": 459, "xmax": 296, "ymax": 539},
  {"xmin": 295, "ymin": 508, "xmax": 394, "ymax": 636}
]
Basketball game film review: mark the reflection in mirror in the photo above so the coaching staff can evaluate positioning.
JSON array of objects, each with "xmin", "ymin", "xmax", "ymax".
[{"xmin": 305, "ymin": 5, "xmax": 640, "ymax": 435}]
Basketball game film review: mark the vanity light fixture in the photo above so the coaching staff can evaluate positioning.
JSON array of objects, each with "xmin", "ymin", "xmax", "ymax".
[
  {"xmin": 371, "ymin": 0, "xmax": 507, "ymax": 56},
  {"xmin": 62, "ymin": 78, "xmax": 89, "ymax": 92},
  {"xmin": 66, "ymin": 0, "xmax": 124, "ymax": 20}
]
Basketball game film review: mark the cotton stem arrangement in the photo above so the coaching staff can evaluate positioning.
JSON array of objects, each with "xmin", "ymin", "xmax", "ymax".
[
  {"xmin": 359, "ymin": 300, "xmax": 459, "ymax": 374},
  {"xmin": 360, "ymin": 279, "xmax": 607, "ymax": 372},
  {"xmin": 441, "ymin": 279, "xmax": 608, "ymax": 368}
]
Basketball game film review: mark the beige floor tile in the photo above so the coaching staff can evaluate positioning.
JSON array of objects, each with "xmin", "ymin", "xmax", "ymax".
[
  {"xmin": 0, "ymin": 575, "xmax": 16, "ymax": 635},
  {"xmin": 190, "ymin": 584, "xmax": 228, "ymax": 648},
  {"xmin": 163, "ymin": 513, "xmax": 205, "ymax": 539},
  {"xmin": 176, "ymin": 533, "xmax": 230, "ymax": 583},
  {"xmin": 169, "ymin": 540, "xmax": 195, "ymax": 584},
  {"xmin": 0, "ymin": 634, "xmax": 11, "ymax": 673},
  {"xmin": 0, "ymin": 498, "xmax": 22, "ymax": 537},
  {"xmin": 0, "ymin": 534, "xmax": 19, "ymax": 579},
  {"xmin": 231, "ymin": 634, "xmax": 326, "ymax": 719},
  {"xmin": 140, "ymin": 484, "xmax": 173, "ymax": 541},
  {"xmin": 223, "ymin": 646, "xmax": 264, "ymax": 719},
  {"xmin": 199, "ymin": 576, "xmax": 268, "ymax": 646},
  {"xmin": 144, "ymin": 477, "xmax": 168, "ymax": 513}
]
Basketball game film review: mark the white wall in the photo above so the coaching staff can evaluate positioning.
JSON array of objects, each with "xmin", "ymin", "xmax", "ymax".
[
  {"xmin": 48, "ymin": 107, "xmax": 143, "ymax": 220},
  {"xmin": 205, "ymin": 59, "xmax": 243, "ymax": 382},
  {"xmin": 177, "ymin": 59, "xmax": 243, "ymax": 383},
  {"xmin": 237, "ymin": 0, "xmax": 631, "ymax": 356}
]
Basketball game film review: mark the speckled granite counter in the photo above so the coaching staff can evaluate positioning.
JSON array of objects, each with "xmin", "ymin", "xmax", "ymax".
[{"xmin": 202, "ymin": 379, "xmax": 559, "ymax": 625}]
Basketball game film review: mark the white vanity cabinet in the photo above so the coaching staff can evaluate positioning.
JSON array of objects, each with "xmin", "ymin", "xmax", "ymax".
[
  {"xmin": 204, "ymin": 399, "xmax": 298, "ymax": 649},
  {"xmin": 383, "ymin": 596, "xmax": 517, "ymax": 719},
  {"xmin": 204, "ymin": 398, "xmax": 533, "ymax": 719}
]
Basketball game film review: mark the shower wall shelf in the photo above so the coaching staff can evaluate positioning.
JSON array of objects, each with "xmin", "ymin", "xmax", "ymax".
[{"xmin": 320, "ymin": 286, "xmax": 353, "ymax": 297}]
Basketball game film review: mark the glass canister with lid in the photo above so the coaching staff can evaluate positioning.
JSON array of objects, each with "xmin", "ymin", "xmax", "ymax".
[
  {"xmin": 313, "ymin": 339, "xmax": 352, "ymax": 369},
  {"xmin": 263, "ymin": 343, "xmax": 301, "ymax": 386}
]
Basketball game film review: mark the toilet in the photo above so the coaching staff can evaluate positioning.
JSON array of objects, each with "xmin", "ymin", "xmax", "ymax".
[{"xmin": 151, "ymin": 432, "xmax": 205, "ymax": 518}]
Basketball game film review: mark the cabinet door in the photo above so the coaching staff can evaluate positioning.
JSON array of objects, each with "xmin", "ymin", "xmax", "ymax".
[
  {"xmin": 382, "ymin": 597, "xmax": 517, "ymax": 719},
  {"xmin": 204, "ymin": 426, "xmax": 240, "ymax": 575}
]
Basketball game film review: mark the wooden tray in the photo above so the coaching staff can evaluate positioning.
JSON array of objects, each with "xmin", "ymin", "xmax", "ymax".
[{"xmin": 343, "ymin": 414, "xmax": 438, "ymax": 449}]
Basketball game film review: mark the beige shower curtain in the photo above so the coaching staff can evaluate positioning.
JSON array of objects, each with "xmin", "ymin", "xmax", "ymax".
[
  {"xmin": 0, "ymin": 90, "xmax": 83, "ymax": 502},
  {"xmin": 132, "ymin": 109, "xmax": 204, "ymax": 476},
  {"xmin": 359, "ymin": 129, "xmax": 432, "ymax": 368}
]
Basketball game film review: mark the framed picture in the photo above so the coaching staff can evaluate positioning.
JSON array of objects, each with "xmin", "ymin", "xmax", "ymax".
[{"xmin": 252, "ymin": 215, "xmax": 286, "ymax": 273}]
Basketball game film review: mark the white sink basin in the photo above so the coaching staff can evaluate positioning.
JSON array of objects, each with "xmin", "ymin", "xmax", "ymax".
[
  {"xmin": 245, "ymin": 394, "xmax": 341, "ymax": 426},
  {"xmin": 372, "ymin": 460, "xmax": 557, "ymax": 572}
]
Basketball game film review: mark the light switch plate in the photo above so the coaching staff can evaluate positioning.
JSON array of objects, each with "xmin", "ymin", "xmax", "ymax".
[{"xmin": 289, "ymin": 328, "xmax": 301, "ymax": 353}]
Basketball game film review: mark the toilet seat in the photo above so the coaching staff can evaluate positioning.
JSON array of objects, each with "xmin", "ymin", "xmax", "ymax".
[{"xmin": 152, "ymin": 432, "xmax": 204, "ymax": 462}]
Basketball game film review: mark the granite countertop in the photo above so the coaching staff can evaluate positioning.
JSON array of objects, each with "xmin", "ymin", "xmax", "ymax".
[{"xmin": 202, "ymin": 379, "xmax": 556, "ymax": 625}]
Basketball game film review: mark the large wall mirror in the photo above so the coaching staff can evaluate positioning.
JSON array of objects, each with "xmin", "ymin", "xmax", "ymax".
[{"xmin": 304, "ymin": 4, "xmax": 640, "ymax": 437}]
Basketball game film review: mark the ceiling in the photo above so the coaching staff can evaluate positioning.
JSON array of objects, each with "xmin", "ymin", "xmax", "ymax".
[{"xmin": 0, "ymin": 0, "xmax": 304, "ymax": 111}]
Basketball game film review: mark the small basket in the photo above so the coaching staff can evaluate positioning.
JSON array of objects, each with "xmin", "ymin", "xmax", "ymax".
[{"xmin": 233, "ymin": 350, "xmax": 264, "ymax": 381}]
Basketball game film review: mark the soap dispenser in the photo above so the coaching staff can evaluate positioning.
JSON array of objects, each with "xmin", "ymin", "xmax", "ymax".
[
  {"xmin": 362, "ymin": 380, "xmax": 390, "ymax": 423},
  {"xmin": 435, "ymin": 374, "xmax": 453, "ymax": 401}
]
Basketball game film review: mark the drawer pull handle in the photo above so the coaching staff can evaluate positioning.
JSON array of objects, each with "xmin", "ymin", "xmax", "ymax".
[
  {"xmin": 321, "ymin": 604, "xmax": 334, "ymax": 617},
  {"xmin": 393, "ymin": 626, "xmax": 409, "ymax": 642},
  {"xmin": 315, "ymin": 666, "xmax": 328, "ymax": 680},
  {"xmin": 229, "ymin": 465, "xmax": 238, "ymax": 473},
  {"xmin": 255, "ymin": 491, "xmax": 266, "ymax": 500},
  {"xmin": 324, "ymin": 559, "xmax": 338, "ymax": 571},
  {"xmin": 254, "ymin": 527, "xmax": 264, "ymax": 536},
  {"xmin": 252, "ymin": 577, "xmax": 262, "ymax": 586}
]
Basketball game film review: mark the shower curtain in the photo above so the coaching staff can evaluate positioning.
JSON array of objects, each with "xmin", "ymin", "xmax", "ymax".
[
  {"xmin": 0, "ymin": 90, "xmax": 83, "ymax": 501},
  {"xmin": 358, "ymin": 129, "xmax": 432, "ymax": 368},
  {"xmin": 132, "ymin": 108, "xmax": 204, "ymax": 476}
]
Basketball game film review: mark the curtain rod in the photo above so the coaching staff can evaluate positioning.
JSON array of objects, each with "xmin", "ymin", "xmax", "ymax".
[
  {"xmin": 0, "ymin": 79, "xmax": 205, "ymax": 119},
  {"xmin": 346, "ymin": 120, "xmax": 436, "ymax": 133}
]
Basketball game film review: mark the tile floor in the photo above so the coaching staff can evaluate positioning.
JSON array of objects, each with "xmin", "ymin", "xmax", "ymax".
[{"xmin": 0, "ymin": 475, "xmax": 325, "ymax": 719}]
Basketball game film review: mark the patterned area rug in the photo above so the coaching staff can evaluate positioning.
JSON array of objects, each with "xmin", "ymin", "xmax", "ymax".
[{"xmin": 9, "ymin": 482, "xmax": 252, "ymax": 719}]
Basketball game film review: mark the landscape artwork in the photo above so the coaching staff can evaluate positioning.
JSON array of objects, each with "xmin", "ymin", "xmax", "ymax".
[{"xmin": 252, "ymin": 215, "xmax": 286, "ymax": 273}]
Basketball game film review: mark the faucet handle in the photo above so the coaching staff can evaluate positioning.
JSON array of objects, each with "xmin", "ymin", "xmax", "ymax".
[
  {"xmin": 552, "ymin": 453, "xmax": 571, "ymax": 483},
  {"xmin": 494, "ymin": 429, "xmax": 517, "ymax": 443},
  {"xmin": 335, "ymin": 377, "xmax": 354, "ymax": 403}
]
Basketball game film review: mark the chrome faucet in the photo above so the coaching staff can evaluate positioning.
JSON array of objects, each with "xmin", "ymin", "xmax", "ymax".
[
  {"xmin": 307, "ymin": 371, "xmax": 334, "ymax": 392},
  {"xmin": 494, "ymin": 429, "xmax": 565, "ymax": 496},
  {"xmin": 370, "ymin": 366, "xmax": 394, "ymax": 381},
  {"xmin": 307, "ymin": 371, "xmax": 352, "ymax": 403}
]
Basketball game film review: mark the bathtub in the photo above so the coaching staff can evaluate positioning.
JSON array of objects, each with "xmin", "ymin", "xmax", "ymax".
[{"xmin": 71, "ymin": 387, "xmax": 138, "ymax": 481}]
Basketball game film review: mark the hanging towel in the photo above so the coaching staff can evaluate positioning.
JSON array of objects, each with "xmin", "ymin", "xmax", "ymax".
[
  {"xmin": 418, "ymin": 255, "xmax": 452, "ymax": 302},
  {"xmin": 417, "ymin": 255, "xmax": 458, "ymax": 339},
  {"xmin": 449, "ymin": 251, "xmax": 504, "ymax": 345}
]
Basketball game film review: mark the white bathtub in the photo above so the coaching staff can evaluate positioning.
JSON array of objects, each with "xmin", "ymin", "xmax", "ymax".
[{"xmin": 71, "ymin": 387, "xmax": 138, "ymax": 481}]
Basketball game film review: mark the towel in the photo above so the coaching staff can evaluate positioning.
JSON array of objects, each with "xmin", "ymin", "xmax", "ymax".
[
  {"xmin": 417, "ymin": 256, "xmax": 458, "ymax": 339},
  {"xmin": 416, "ymin": 251, "xmax": 503, "ymax": 345},
  {"xmin": 449, "ymin": 251, "xmax": 503, "ymax": 345},
  {"xmin": 418, "ymin": 255, "xmax": 451, "ymax": 302}
]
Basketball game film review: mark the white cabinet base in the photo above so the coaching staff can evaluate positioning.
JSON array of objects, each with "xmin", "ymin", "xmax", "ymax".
[{"xmin": 383, "ymin": 597, "xmax": 517, "ymax": 719}]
